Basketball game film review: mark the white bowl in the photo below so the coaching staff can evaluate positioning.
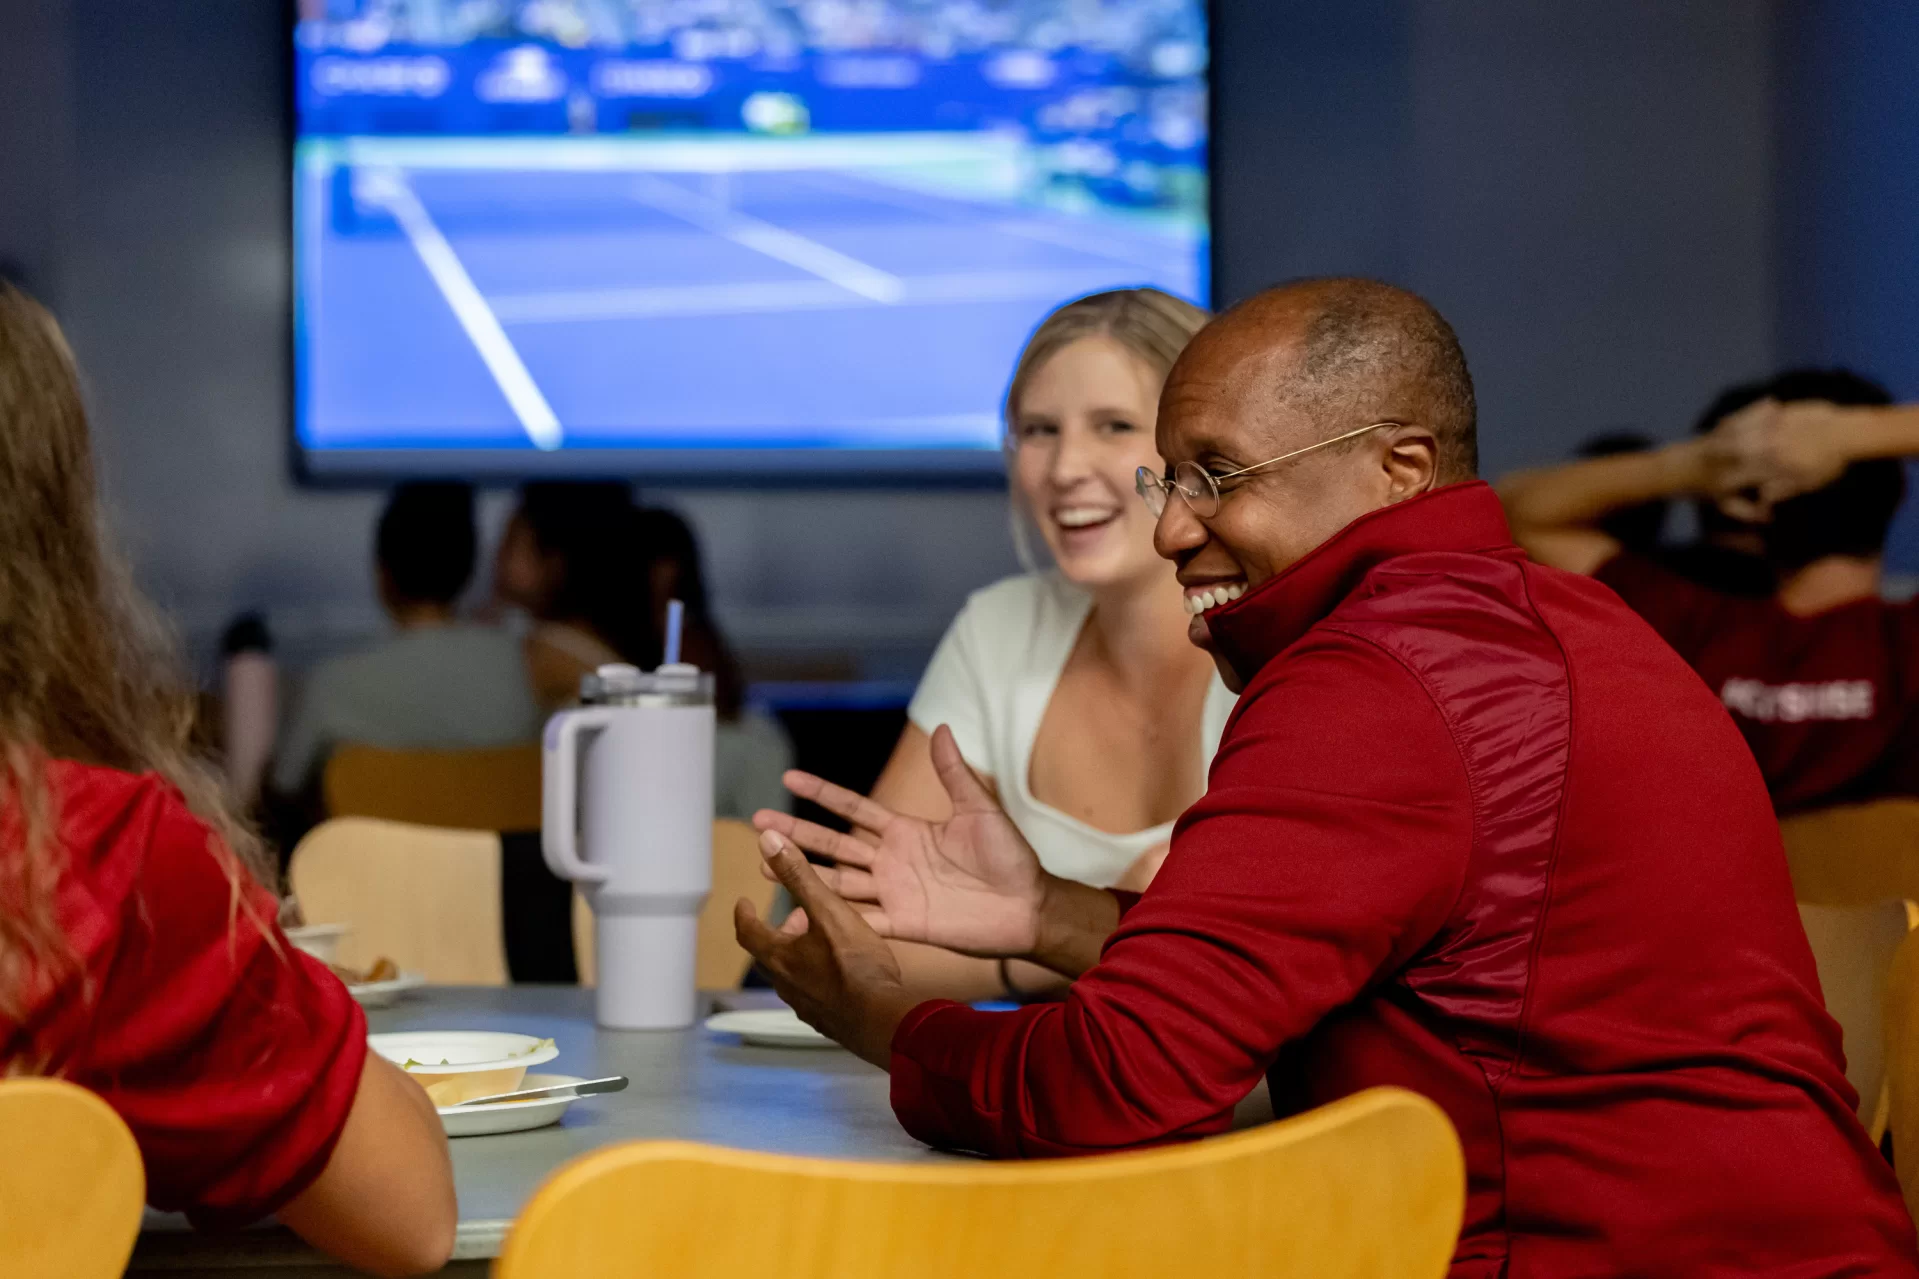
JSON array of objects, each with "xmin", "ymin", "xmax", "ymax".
[
  {"xmin": 369, "ymin": 1031, "xmax": 561, "ymax": 1107},
  {"xmin": 285, "ymin": 923, "xmax": 351, "ymax": 966}
]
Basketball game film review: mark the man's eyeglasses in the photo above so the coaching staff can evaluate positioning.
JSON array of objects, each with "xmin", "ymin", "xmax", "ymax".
[{"xmin": 1135, "ymin": 421, "xmax": 1400, "ymax": 519}]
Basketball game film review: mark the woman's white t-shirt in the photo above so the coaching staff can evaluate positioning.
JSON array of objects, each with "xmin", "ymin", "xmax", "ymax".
[{"xmin": 908, "ymin": 572, "xmax": 1238, "ymax": 888}]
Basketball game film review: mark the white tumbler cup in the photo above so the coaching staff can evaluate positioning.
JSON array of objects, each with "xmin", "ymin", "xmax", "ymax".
[{"xmin": 543, "ymin": 664, "xmax": 714, "ymax": 1030}]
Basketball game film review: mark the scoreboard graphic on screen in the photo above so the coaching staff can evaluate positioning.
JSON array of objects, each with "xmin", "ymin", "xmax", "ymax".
[{"xmin": 292, "ymin": 0, "xmax": 1209, "ymax": 477}]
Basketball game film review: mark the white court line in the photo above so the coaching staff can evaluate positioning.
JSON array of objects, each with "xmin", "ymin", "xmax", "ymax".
[
  {"xmin": 354, "ymin": 167, "xmax": 563, "ymax": 450},
  {"xmin": 490, "ymin": 267, "xmax": 1122, "ymax": 326},
  {"xmin": 788, "ymin": 169, "xmax": 1182, "ymax": 272},
  {"xmin": 628, "ymin": 173, "xmax": 905, "ymax": 304},
  {"xmin": 492, "ymin": 278, "xmax": 853, "ymax": 323}
]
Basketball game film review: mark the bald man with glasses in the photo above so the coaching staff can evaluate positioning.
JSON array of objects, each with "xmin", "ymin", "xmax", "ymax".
[{"xmin": 738, "ymin": 279, "xmax": 1918, "ymax": 1278}]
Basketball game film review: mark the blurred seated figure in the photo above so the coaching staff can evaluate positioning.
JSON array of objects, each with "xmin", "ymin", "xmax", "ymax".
[
  {"xmin": 1502, "ymin": 369, "xmax": 1919, "ymax": 813},
  {"xmin": 218, "ymin": 611, "xmax": 277, "ymax": 808},
  {"xmin": 0, "ymin": 283, "xmax": 454, "ymax": 1274},
  {"xmin": 493, "ymin": 482, "xmax": 655, "ymax": 710},
  {"xmin": 1572, "ymin": 431, "xmax": 1667, "ymax": 554},
  {"xmin": 271, "ymin": 482, "xmax": 541, "ymax": 798},
  {"xmin": 632, "ymin": 506, "xmax": 794, "ymax": 821},
  {"xmin": 1652, "ymin": 385, "xmax": 1784, "ymax": 598}
]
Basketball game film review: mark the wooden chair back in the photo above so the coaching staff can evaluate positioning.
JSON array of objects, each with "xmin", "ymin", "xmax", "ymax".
[
  {"xmin": 1887, "ymin": 928, "xmax": 1919, "ymax": 1223},
  {"xmin": 289, "ymin": 818, "xmax": 508, "ymax": 985},
  {"xmin": 1781, "ymin": 801, "xmax": 1919, "ymax": 905},
  {"xmin": 322, "ymin": 743, "xmax": 542, "ymax": 832},
  {"xmin": 1797, "ymin": 899, "xmax": 1911, "ymax": 1141},
  {"xmin": 573, "ymin": 819, "xmax": 776, "ymax": 991},
  {"xmin": 0, "ymin": 1079, "xmax": 145, "ymax": 1278},
  {"xmin": 494, "ymin": 1086, "xmax": 1464, "ymax": 1279}
]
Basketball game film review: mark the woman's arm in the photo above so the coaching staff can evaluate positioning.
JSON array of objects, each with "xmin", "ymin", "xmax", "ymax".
[
  {"xmin": 278, "ymin": 1053, "xmax": 457, "ymax": 1278},
  {"xmin": 869, "ymin": 724, "xmax": 1064, "ymax": 1001}
]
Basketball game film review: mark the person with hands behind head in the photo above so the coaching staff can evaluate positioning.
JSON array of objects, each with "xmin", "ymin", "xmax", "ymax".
[
  {"xmin": 860, "ymin": 288, "xmax": 1234, "ymax": 1006},
  {"xmin": 1501, "ymin": 370, "xmax": 1919, "ymax": 814},
  {"xmin": 742, "ymin": 280, "xmax": 1918, "ymax": 1279}
]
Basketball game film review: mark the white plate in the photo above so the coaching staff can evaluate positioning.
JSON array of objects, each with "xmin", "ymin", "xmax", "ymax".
[
  {"xmin": 438, "ymin": 1073, "xmax": 583, "ymax": 1138},
  {"xmin": 704, "ymin": 1008, "xmax": 839, "ymax": 1049},
  {"xmin": 346, "ymin": 972, "xmax": 426, "ymax": 1009}
]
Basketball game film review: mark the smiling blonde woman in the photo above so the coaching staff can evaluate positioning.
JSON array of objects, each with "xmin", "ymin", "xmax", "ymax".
[{"xmin": 864, "ymin": 288, "xmax": 1235, "ymax": 1002}]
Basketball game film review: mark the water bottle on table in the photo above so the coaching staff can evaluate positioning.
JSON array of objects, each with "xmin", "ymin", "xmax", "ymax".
[{"xmin": 542, "ymin": 606, "xmax": 714, "ymax": 1029}]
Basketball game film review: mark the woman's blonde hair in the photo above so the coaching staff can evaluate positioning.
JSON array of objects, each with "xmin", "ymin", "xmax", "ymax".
[
  {"xmin": 0, "ymin": 283, "xmax": 268, "ymax": 1046},
  {"xmin": 1002, "ymin": 287, "xmax": 1210, "ymax": 568}
]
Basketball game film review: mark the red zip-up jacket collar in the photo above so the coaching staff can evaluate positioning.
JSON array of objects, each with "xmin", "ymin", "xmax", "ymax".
[{"xmin": 1205, "ymin": 480, "xmax": 1517, "ymax": 684}]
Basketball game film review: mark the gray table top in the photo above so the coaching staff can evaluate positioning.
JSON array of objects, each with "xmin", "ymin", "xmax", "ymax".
[
  {"xmin": 131, "ymin": 985, "xmax": 1275, "ymax": 1275},
  {"xmin": 130, "ymin": 986, "xmax": 951, "ymax": 1273}
]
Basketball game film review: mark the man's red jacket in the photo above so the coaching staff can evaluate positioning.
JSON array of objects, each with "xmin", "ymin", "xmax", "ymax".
[{"xmin": 889, "ymin": 482, "xmax": 1919, "ymax": 1276}]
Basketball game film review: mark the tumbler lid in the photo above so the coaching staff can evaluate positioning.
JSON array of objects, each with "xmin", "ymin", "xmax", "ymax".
[{"xmin": 580, "ymin": 662, "xmax": 712, "ymax": 707}]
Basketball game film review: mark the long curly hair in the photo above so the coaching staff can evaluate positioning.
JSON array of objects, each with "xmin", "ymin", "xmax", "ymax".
[{"xmin": 0, "ymin": 283, "xmax": 268, "ymax": 1047}]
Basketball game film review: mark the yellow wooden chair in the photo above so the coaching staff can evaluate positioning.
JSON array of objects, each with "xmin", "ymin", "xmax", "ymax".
[
  {"xmin": 322, "ymin": 742, "xmax": 543, "ymax": 832},
  {"xmin": 1887, "ymin": 928, "xmax": 1919, "ymax": 1224},
  {"xmin": 573, "ymin": 818, "xmax": 776, "ymax": 991},
  {"xmin": 0, "ymin": 1079, "xmax": 145, "ymax": 1279},
  {"xmin": 1797, "ymin": 900, "xmax": 1911, "ymax": 1142},
  {"xmin": 1880, "ymin": 933, "xmax": 1919, "ymax": 1221},
  {"xmin": 494, "ymin": 1086, "xmax": 1464, "ymax": 1279},
  {"xmin": 290, "ymin": 817, "xmax": 510, "ymax": 984},
  {"xmin": 1781, "ymin": 801, "xmax": 1919, "ymax": 906},
  {"xmin": 292, "ymin": 817, "xmax": 774, "ymax": 989}
]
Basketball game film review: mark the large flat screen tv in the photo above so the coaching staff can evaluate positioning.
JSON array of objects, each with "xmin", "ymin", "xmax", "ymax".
[{"xmin": 293, "ymin": 1, "xmax": 1209, "ymax": 479}]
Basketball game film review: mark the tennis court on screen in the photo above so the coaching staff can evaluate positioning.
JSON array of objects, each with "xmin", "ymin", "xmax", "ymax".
[{"xmin": 296, "ymin": 135, "xmax": 1207, "ymax": 454}]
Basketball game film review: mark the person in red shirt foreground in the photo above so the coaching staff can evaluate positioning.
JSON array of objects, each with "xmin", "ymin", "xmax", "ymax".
[
  {"xmin": 1501, "ymin": 369, "xmax": 1919, "ymax": 814},
  {"xmin": 737, "ymin": 279, "xmax": 1919, "ymax": 1277},
  {"xmin": 0, "ymin": 283, "xmax": 455, "ymax": 1277}
]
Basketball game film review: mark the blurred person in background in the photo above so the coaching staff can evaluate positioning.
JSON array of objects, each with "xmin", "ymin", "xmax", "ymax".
[
  {"xmin": 0, "ymin": 283, "xmax": 454, "ymax": 1276},
  {"xmin": 844, "ymin": 288, "xmax": 1233, "ymax": 1003},
  {"xmin": 1571, "ymin": 431, "xmax": 1667, "ymax": 554},
  {"xmin": 1501, "ymin": 369, "xmax": 1919, "ymax": 813},
  {"xmin": 1651, "ymin": 384, "xmax": 1786, "ymax": 598},
  {"xmin": 631, "ymin": 506, "xmax": 794, "ymax": 821},
  {"xmin": 271, "ymin": 481, "xmax": 541, "ymax": 800},
  {"xmin": 493, "ymin": 481, "xmax": 655, "ymax": 710}
]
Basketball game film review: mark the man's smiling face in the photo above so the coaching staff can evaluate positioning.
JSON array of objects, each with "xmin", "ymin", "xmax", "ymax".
[{"xmin": 1148, "ymin": 286, "xmax": 1451, "ymax": 683}]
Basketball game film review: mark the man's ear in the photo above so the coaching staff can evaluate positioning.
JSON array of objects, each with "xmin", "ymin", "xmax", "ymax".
[{"xmin": 1381, "ymin": 428, "xmax": 1440, "ymax": 503}]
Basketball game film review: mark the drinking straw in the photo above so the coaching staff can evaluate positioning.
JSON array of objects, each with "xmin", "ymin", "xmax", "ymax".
[{"xmin": 663, "ymin": 598, "xmax": 684, "ymax": 667}]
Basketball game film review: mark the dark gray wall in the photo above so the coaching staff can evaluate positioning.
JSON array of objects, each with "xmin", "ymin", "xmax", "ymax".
[
  {"xmin": 1773, "ymin": 2, "xmax": 1919, "ymax": 573},
  {"xmin": 1214, "ymin": 2, "xmax": 1777, "ymax": 475},
  {"xmin": 6, "ymin": 0, "xmax": 1786, "ymax": 676},
  {"xmin": 1775, "ymin": 1, "xmax": 1919, "ymax": 396}
]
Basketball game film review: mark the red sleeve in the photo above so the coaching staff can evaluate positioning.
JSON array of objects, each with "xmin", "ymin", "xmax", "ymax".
[
  {"xmin": 888, "ymin": 636, "xmax": 1474, "ymax": 1156},
  {"xmin": 1593, "ymin": 551, "xmax": 1722, "ymax": 660},
  {"xmin": 70, "ymin": 799, "xmax": 367, "ymax": 1230}
]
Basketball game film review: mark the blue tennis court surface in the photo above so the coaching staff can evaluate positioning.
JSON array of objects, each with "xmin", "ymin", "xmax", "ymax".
[{"xmin": 297, "ymin": 137, "xmax": 1208, "ymax": 455}]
